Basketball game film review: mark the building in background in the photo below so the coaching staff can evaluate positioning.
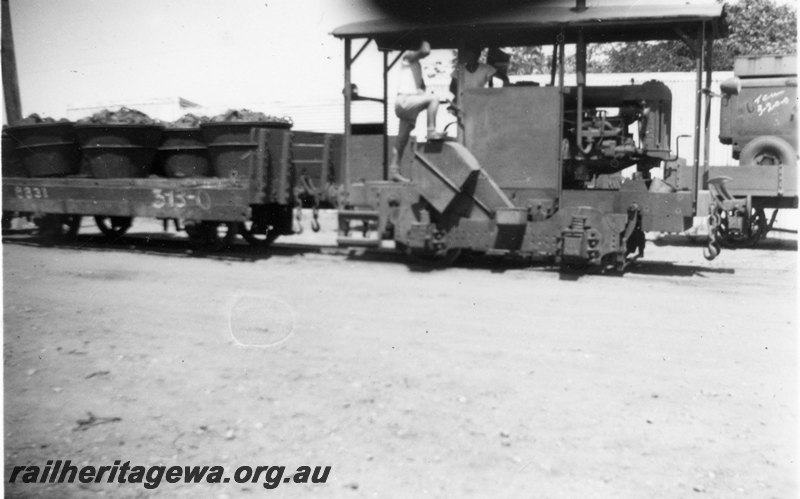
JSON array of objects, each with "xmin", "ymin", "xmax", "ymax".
[{"xmin": 65, "ymin": 71, "xmax": 737, "ymax": 167}]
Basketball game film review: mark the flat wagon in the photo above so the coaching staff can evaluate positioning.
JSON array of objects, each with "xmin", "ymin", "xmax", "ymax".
[{"xmin": 2, "ymin": 126, "xmax": 339, "ymax": 249}]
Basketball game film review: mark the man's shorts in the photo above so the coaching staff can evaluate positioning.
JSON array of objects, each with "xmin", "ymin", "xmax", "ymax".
[{"xmin": 395, "ymin": 93, "xmax": 435, "ymax": 124}]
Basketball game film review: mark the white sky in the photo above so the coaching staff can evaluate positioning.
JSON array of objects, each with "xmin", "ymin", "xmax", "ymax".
[
  {"xmin": 5, "ymin": 0, "xmax": 795, "ymax": 123},
  {"xmin": 5, "ymin": 0, "xmax": 383, "ymax": 122}
]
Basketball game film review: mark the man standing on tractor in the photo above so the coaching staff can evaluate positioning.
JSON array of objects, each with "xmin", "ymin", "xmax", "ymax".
[
  {"xmin": 486, "ymin": 47, "xmax": 511, "ymax": 87},
  {"xmin": 389, "ymin": 40, "xmax": 446, "ymax": 182},
  {"xmin": 449, "ymin": 45, "xmax": 497, "ymax": 97}
]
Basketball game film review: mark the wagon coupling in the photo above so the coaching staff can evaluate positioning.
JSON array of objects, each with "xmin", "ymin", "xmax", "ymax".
[
  {"xmin": 337, "ymin": 210, "xmax": 381, "ymax": 247},
  {"xmin": 705, "ymin": 201, "xmax": 723, "ymax": 261},
  {"xmin": 311, "ymin": 206, "xmax": 321, "ymax": 233},
  {"xmin": 293, "ymin": 202, "xmax": 304, "ymax": 235}
]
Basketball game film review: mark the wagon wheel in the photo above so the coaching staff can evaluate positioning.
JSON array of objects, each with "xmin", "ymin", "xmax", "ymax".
[
  {"xmin": 185, "ymin": 221, "xmax": 214, "ymax": 250},
  {"xmin": 38, "ymin": 214, "xmax": 82, "ymax": 241},
  {"xmin": 2, "ymin": 211, "xmax": 14, "ymax": 233},
  {"xmin": 719, "ymin": 207, "xmax": 767, "ymax": 248},
  {"xmin": 217, "ymin": 222, "xmax": 240, "ymax": 249},
  {"xmin": 239, "ymin": 221, "xmax": 280, "ymax": 247},
  {"xmin": 184, "ymin": 221, "xmax": 239, "ymax": 251},
  {"xmin": 94, "ymin": 216, "xmax": 132, "ymax": 240}
]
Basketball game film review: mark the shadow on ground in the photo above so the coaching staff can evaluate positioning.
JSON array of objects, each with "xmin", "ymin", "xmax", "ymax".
[
  {"xmin": 3, "ymin": 228, "xmax": 742, "ymax": 280},
  {"xmin": 652, "ymin": 234, "xmax": 797, "ymax": 252}
]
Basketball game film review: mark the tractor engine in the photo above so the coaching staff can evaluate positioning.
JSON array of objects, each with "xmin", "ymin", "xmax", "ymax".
[{"xmin": 563, "ymin": 80, "xmax": 672, "ymax": 186}]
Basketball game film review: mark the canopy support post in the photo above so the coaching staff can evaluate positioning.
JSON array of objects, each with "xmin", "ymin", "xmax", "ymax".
[
  {"xmin": 382, "ymin": 50, "xmax": 389, "ymax": 180},
  {"xmin": 702, "ymin": 31, "xmax": 713, "ymax": 169},
  {"xmin": 576, "ymin": 28, "xmax": 587, "ymax": 157},
  {"xmin": 2, "ymin": 0, "xmax": 22, "ymax": 124},
  {"xmin": 692, "ymin": 22, "xmax": 706, "ymax": 216},
  {"xmin": 557, "ymin": 29, "xmax": 566, "ymax": 197},
  {"xmin": 344, "ymin": 38, "xmax": 353, "ymax": 189}
]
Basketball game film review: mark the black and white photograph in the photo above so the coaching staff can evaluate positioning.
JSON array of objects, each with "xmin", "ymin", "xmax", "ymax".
[{"xmin": 2, "ymin": 0, "xmax": 797, "ymax": 496}]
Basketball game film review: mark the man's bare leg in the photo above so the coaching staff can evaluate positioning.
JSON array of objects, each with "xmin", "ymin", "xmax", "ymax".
[
  {"xmin": 389, "ymin": 120, "xmax": 415, "ymax": 182},
  {"xmin": 424, "ymin": 97, "xmax": 445, "ymax": 140},
  {"xmin": 426, "ymin": 98, "xmax": 439, "ymax": 132}
]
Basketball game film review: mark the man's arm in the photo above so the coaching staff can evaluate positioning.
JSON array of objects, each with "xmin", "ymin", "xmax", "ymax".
[
  {"xmin": 494, "ymin": 72, "xmax": 510, "ymax": 85},
  {"xmin": 403, "ymin": 40, "xmax": 431, "ymax": 63}
]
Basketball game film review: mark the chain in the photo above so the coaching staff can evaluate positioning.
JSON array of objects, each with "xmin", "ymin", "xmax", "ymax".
[
  {"xmin": 293, "ymin": 199, "xmax": 304, "ymax": 235},
  {"xmin": 704, "ymin": 202, "xmax": 722, "ymax": 260},
  {"xmin": 296, "ymin": 174, "xmax": 322, "ymax": 233},
  {"xmin": 311, "ymin": 205, "xmax": 320, "ymax": 232}
]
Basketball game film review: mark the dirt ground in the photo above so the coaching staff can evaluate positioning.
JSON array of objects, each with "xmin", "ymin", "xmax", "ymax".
[{"xmin": 2, "ymin": 216, "xmax": 797, "ymax": 498}]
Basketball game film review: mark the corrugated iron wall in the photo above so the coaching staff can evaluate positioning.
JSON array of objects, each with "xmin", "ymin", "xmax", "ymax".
[{"xmin": 249, "ymin": 71, "xmax": 737, "ymax": 166}]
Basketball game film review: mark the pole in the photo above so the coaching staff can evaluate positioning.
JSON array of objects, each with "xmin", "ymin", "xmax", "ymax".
[
  {"xmin": 344, "ymin": 39, "xmax": 352, "ymax": 188},
  {"xmin": 382, "ymin": 50, "xmax": 389, "ymax": 181},
  {"xmin": 702, "ymin": 32, "xmax": 713, "ymax": 169},
  {"xmin": 557, "ymin": 30, "xmax": 565, "ymax": 197},
  {"xmin": 576, "ymin": 28, "xmax": 586, "ymax": 156},
  {"xmin": 2, "ymin": 0, "xmax": 22, "ymax": 124},
  {"xmin": 691, "ymin": 23, "xmax": 705, "ymax": 215}
]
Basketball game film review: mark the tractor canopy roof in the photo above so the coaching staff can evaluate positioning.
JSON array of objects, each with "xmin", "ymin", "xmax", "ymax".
[{"xmin": 332, "ymin": 0, "xmax": 727, "ymax": 49}]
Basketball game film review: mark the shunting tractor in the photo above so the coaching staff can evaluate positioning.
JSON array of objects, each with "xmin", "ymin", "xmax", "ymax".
[{"xmin": 333, "ymin": 0, "xmax": 733, "ymax": 270}]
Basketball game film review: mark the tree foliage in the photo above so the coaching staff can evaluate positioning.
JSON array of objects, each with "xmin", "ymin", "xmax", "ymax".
[
  {"xmin": 506, "ymin": 45, "xmax": 547, "ymax": 75},
  {"xmin": 505, "ymin": 0, "xmax": 797, "ymax": 74},
  {"xmin": 601, "ymin": 41, "xmax": 695, "ymax": 73},
  {"xmin": 505, "ymin": 45, "xmax": 610, "ymax": 75},
  {"xmin": 713, "ymin": 0, "xmax": 797, "ymax": 69}
]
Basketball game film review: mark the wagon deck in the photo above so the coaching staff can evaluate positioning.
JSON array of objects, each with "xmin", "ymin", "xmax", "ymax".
[{"xmin": 3, "ymin": 176, "xmax": 253, "ymax": 222}]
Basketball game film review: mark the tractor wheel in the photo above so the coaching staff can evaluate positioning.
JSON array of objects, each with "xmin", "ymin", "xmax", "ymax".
[
  {"xmin": 558, "ymin": 259, "xmax": 591, "ymax": 274},
  {"xmin": 719, "ymin": 207, "xmax": 767, "ymax": 248},
  {"xmin": 739, "ymin": 136, "xmax": 796, "ymax": 167},
  {"xmin": 397, "ymin": 242, "xmax": 461, "ymax": 268}
]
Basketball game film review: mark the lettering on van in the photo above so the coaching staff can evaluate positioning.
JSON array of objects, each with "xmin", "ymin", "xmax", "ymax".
[
  {"xmin": 748, "ymin": 90, "xmax": 790, "ymax": 117},
  {"xmin": 14, "ymin": 186, "xmax": 48, "ymax": 200},
  {"xmin": 151, "ymin": 189, "xmax": 212, "ymax": 210}
]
